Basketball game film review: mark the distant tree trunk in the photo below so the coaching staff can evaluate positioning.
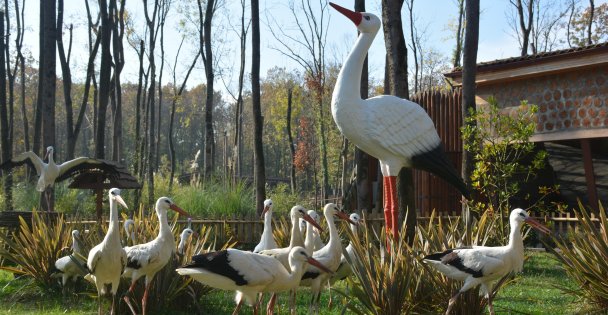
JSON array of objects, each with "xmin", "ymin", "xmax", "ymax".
[
  {"xmin": 39, "ymin": 0, "xmax": 56, "ymax": 211},
  {"xmin": 0, "ymin": 12, "xmax": 11, "ymax": 210},
  {"xmin": 133, "ymin": 40, "xmax": 145, "ymax": 209},
  {"xmin": 156, "ymin": 1, "xmax": 169, "ymax": 170},
  {"xmin": 512, "ymin": 0, "xmax": 534, "ymax": 56},
  {"xmin": 57, "ymin": 0, "xmax": 78, "ymax": 160},
  {"xmin": 169, "ymin": 50, "xmax": 198, "ymax": 189},
  {"xmin": 96, "ymin": 0, "xmax": 112, "ymax": 159},
  {"xmin": 197, "ymin": 0, "xmax": 216, "ymax": 179},
  {"xmin": 15, "ymin": 0, "xmax": 28, "ymax": 153},
  {"xmin": 251, "ymin": 0, "xmax": 266, "ymax": 214},
  {"xmin": 452, "ymin": 0, "xmax": 465, "ymax": 68},
  {"xmin": 286, "ymin": 87, "xmax": 296, "ymax": 193},
  {"xmin": 233, "ymin": 0, "xmax": 249, "ymax": 184},
  {"xmin": 4, "ymin": 4, "xmax": 14, "ymax": 165},
  {"xmin": 405, "ymin": 0, "xmax": 419, "ymax": 93},
  {"xmin": 144, "ymin": 0, "xmax": 159, "ymax": 207},
  {"xmin": 587, "ymin": 0, "xmax": 595, "ymax": 45},
  {"xmin": 111, "ymin": 0, "xmax": 126, "ymax": 162},
  {"xmin": 462, "ymin": 0, "xmax": 480, "ymax": 231},
  {"xmin": 382, "ymin": 0, "xmax": 414, "ymax": 242}
]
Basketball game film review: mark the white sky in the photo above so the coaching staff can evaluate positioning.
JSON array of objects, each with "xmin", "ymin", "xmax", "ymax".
[{"xmin": 13, "ymin": 0, "xmax": 602, "ymax": 95}]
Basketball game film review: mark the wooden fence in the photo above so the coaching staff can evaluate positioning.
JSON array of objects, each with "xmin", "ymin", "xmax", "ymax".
[
  {"xmin": 55, "ymin": 209, "xmax": 590, "ymax": 248},
  {"xmin": 411, "ymin": 90, "xmax": 464, "ymax": 214}
]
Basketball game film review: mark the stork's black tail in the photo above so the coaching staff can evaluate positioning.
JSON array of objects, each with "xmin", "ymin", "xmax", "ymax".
[{"xmin": 411, "ymin": 144, "xmax": 470, "ymax": 198}]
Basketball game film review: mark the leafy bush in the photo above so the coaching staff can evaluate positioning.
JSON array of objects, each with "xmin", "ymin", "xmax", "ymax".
[
  {"xmin": 549, "ymin": 203, "xmax": 608, "ymax": 310},
  {"xmin": 461, "ymin": 98, "xmax": 563, "ymax": 239}
]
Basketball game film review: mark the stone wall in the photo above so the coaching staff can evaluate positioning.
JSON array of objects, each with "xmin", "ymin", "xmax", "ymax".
[{"xmin": 476, "ymin": 65, "xmax": 608, "ymax": 141}]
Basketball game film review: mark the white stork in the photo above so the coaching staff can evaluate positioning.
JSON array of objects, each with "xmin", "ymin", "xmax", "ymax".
[
  {"xmin": 177, "ymin": 227, "xmax": 194, "ymax": 257},
  {"xmin": 304, "ymin": 210, "xmax": 324, "ymax": 253},
  {"xmin": 84, "ymin": 188, "xmax": 128, "ymax": 315},
  {"xmin": 424, "ymin": 208, "xmax": 551, "ymax": 315},
  {"xmin": 331, "ymin": 212, "xmax": 362, "ymax": 283},
  {"xmin": 300, "ymin": 203, "xmax": 355, "ymax": 314},
  {"xmin": 329, "ymin": 2, "xmax": 469, "ymax": 239},
  {"xmin": 121, "ymin": 197, "xmax": 190, "ymax": 315},
  {"xmin": 253, "ymin": 199, "xmax": 277, "ymax": 253},
  {"xmin": 123, "ymin": 218, "xmax": 136, "ymax": 246},
  {"xmin": 0, "ymin": 146, "xmax": 122, "ymax": 211},
  {"xmin": 176, "ymin": 246, "xmax": 332, "ymax": 315},
  {"xmin": 53, "ymin": 229, "xmax": 87, "ymax": 295}
]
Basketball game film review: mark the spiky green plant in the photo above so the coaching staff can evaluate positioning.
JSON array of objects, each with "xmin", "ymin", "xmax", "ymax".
[
  {"xmin": 340, "ymin": 210, "xmax": 519, "ymax": 315},
  {"xmin": 548, "ymin": 203, "xmax": 608, "ymax": 311},
  {"xmin": 0, "ymin": 210, "xmax": 72, "ymax": 289}
]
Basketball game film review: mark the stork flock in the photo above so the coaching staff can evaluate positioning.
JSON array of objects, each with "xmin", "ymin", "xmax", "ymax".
[{"xmin": 4, "ymin": 2, "xmax": 553, "ymax": 315}]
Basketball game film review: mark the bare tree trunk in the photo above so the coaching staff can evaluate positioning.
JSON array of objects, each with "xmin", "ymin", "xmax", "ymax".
[
  {"xmin": 233, "ymin": 0, "xmax": 249, "ymax": 185},
  {"xmin": 133, "ymin": 40, "xmax": 145, "ymax": 209},
  {"xmin": 57, "ymin": 0, "xmax": 77, "ymax": 160},
  {"xmin": 453, "ymin": 0, "xmax": 465, "ymax": 68},
  {"xmin": 15, "ymin": 0, "xmax": 28, "ymax": 154},
  {"xmin": 512, "ymin": 0, "xmax": 534, "ymax": 56},
  {"xmin": 587, "ymin": 0, "xmax": 595, "ymax": 45},
  {"xmin": 111, "ymin": 0, "xmax": 126, "ymax": 163},
  {"xmin": 462, "ymin": 0, "xmax": 480, "ymax": 234},
  {"xmin": 96, "ymin": 0, "xmax": 112, "ymax": 159},
  {"xmin": 39, "ymin": 0, "xmax": 56, "ymax": 211},
  {"xmin": 0, "ymin": 11, "xmax": 11, "ymax": 210},
  {"xmin": 144, "ymin": 0, "xmax": 159, "ymax": 207},
  {"xmin": 382, "ymin": 0, "xmax": 414, "ymax": 242},
  {"xmin": 252, "ymin": 0, "xmax": 266, "ymax": 214},
  {"xmin": 405, "ymin": 0, "xmax": 419, "ymax": 93},
  {"xmin": 286, "ymin": 87, "xmax": 296, "ymax": 193},
  {"xmin": 156, "ymin": 1, "xmax": 170, "ymax": 170},
  {"xmin": 197, "ymin": 0, "xmax": 216, "ymax": 180}
]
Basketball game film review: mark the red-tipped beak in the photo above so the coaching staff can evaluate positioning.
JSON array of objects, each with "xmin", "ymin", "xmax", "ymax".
[
  {"xmin": 170, "ymin": 204, "xmax": 191, "ymax": 218},
  {"xmin": 525, "ymin": 217, "xmax": 551, "ymax": 234},
  {"xmin": 115, "ymin": 195, "xmax": 128, "ymax": 209},
  {"xmin": 303, "ymin": 213, "xmax": 324, "ymax": 233},
  {"xmin": 336, "ymin": 211, "xmax": 356, "ymax": 225},
  {"xmin": 307, "ymin": 256, "xmax": 333, "ymax": 274},
  {"xmin": 261, "ymin": 204, "xmax": 270, "ymax": 218},
  {"xmin": 329, "ymin": 2, "xmax": 362, "ymax": 26}
]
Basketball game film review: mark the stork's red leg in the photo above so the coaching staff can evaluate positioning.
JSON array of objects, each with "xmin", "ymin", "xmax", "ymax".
[
  {"xmin": 383, "ymin": 176, "xmax": 398, "ymax": 240},
  {"xmin": 383, "ymin": 176, "xmax": 393, "ymax": 237}
]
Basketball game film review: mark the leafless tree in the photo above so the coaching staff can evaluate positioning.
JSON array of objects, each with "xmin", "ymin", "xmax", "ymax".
[
  {"xmin": 452, "ymin": 0, "xmax": 465, "ymax": 68},
  {"xmin": 405, "ymin": 0, "xmax": 420, "ymax": 93},
  {"xmin": 587, "ymin": 0, "xmax": 595, "ymax": 44},
  {"xmin": 14, "ymin": 0, "xmax": 28, "ymax": 154},
  {"xmin": 252, "ymin": 0, "xmax": 266, "ymax": 214},
  {"xmin": 509, "ymin": 0, "xmax": 534, "ymax": 56},
  {"xmin": 110, "ymin": 0, "xmax": 126, "ymax": 162},
  {"xmin": 0, "ymin": 10, "xmax": 11, "ymax": 209},
  {"xmin": 96, "ymin": 0, "xmax": 112, "ymax": 159}
]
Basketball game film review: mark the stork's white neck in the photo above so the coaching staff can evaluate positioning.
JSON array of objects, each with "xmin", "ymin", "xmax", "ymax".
[
  {"xmin": 156, "ymin": 208, "xmax": 173, "ymax": 241},
  {"xmin": 263, "ymin": 210, "xmax": 273, "ymax": 235},
  {"xmin": 332, "ymin": 30, "xmax": 377, "ymax": 106},
  {"xmin": 105, "ymin": 197, "xmax": 121, "ymax": 245},
  {"xmin": 72, "ymin": 235, "xmax": 82, "ymax": 255},
  {"xmin": 286, "ymin": 257, "xmax": 307, "ymax": 285},
  {"xmin": 507, "ymin": 220, "xmax": 524, "ymax": 251},
  {"xmin": 304, "ymin": 221, "xmax": 316, "ymax": 254},
  {"xmin": 47, "ymin": 152, "xmax": 55, "ymax": 166},
  {"xmin": 289, "ymin": 214, "xmax": 304, "ymax": 248},
  {"xmin": 325, "ymin": 212, "xmax": 340, "ymax": 249}
]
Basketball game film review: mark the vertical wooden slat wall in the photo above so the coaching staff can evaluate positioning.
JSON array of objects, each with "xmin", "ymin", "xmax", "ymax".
[{"xmin": 411, "ymin": 89, "xmax": 463, "ymax": 217}]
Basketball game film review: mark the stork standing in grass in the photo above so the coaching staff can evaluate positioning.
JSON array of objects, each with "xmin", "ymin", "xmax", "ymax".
[
  {"xmin": 122, "ymin": 197, "xmax": 190, "ymax": 315},
  {"xmin": 300, "ymin": 203, "xmax": 355, "ymax": 314},
  {"xmin": 329, "ymin": 2, "xmax": 469, "ymax": 239},
  {"xmin": 253, "ymin": 199, "xmax": 277, "ymax": 253},
  {"xmin": 53, "ymin": 230, "xmax": 87, "ymax": 295},
  {"xmin": 85, "ymin": 188, "xmax": 128, "ymax": 315},
  {"xmin": 177, "ymin": 246, "xmax": 332, "ymax": 315},
  {"xmin": 331, "ymin": 212, "xmax": 362, "ymax": 283},
  {"xmin": 424, "ymin": 208, "xmax": 551, "ymax": 315}
]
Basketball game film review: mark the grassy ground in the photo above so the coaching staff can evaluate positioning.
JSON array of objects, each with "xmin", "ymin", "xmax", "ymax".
[{"xmin": 0, "ymin": 251, "xmax": 585, "ymax": 314}]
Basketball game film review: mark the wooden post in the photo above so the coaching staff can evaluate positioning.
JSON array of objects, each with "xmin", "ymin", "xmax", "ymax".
[{"xmin": 581, "ymin": 138, "xmax": 599, "ymax": 211}]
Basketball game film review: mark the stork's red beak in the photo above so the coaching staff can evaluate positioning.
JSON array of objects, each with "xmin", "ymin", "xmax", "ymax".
[
  {"xmin": 261, "ymin": 204, "xmax": 271, "ymax": 218},
  {"xmin": 170, "ymin": 204, "xmax": 191, "ymax": 218},
  {"xmin": 525, "ymin": 217, "xmax": 551, "ymax": 234},
  {"xmin": 329, "ymin": 2, "xmax": 362, "ymax": 26},
  {"xmin": 336, "ymin": 211, "xmax": 356, "ymax": 225},
  {"xmin": 307, "ymin": 256, "xmax": 333, "ymax": 274},
  {"xmin": 115, "ymin": 195, "xmax": 128, "ymax": 209},
  {"xmin": 302, "ymin": 213, "xmax": 324, "ymax": 233}
]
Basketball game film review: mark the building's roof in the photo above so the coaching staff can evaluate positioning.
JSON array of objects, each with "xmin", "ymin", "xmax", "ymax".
[{"xmin": 444, "ymin": 42, "xmax": 608, "ymax": 78}]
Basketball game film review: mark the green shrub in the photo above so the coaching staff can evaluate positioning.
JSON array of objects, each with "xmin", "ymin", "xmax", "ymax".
[{"xmin": 549, "ymin": 203, "xmax": 608, "ymax": 311}]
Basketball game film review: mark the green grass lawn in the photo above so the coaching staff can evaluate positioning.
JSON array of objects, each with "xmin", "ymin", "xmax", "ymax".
[{"xmin": 0, "ymin": 251, "xmax": 586, "ymax": 314}]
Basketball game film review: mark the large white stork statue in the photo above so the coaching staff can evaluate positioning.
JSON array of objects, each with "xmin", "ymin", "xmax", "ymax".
[
  {"xmin": 122, "ymin": 197, "xmax": 191, "ymax": 315},
  {"xmin": 84, "ymin": 188, "xmax": 128, "ymax": 315},
  {"xmin": 0, "ymin": 146, "xmax": 122, "ymax": 211},
  {"xmin": 176, "ymin": 246, "xmax": 332, "ymax": 315},
  {"xmin": 329, "ymin": 2, "xmax": 469, "ymax": 239},
  {"xmin": 253, "ymin": 199, "xmax": 277, "ymax": 253},
  {"xmin": 424, "ymin": 208, "xmax": 551, "ymax": 315}
]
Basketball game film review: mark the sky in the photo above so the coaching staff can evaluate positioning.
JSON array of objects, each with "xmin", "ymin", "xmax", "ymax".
[{"xmin": 12, "ymin": 0, "xmax": 593, "ymax": 96}]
